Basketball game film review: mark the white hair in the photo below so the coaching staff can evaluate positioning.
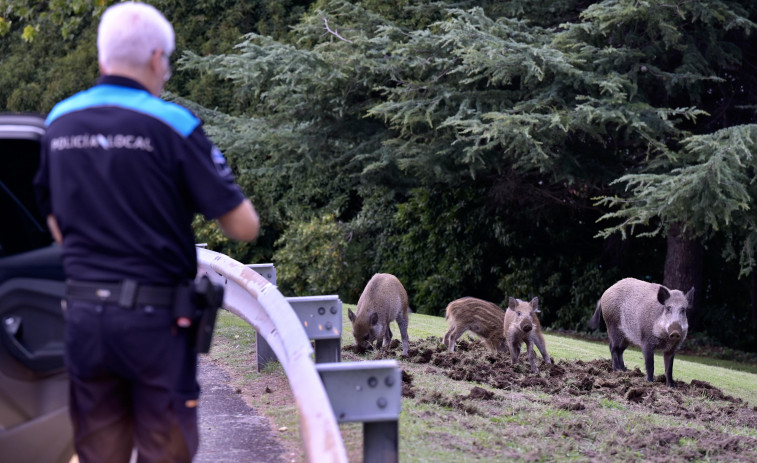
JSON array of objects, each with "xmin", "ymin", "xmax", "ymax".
[{"xmin": 97, "ymin": 2, "xmax": 175, "ymax": 70}]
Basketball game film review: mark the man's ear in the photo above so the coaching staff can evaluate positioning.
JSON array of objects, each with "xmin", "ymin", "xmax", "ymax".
[{"xmin": 149, "ymin": 49, "xmax": 163, "ymax": 75}]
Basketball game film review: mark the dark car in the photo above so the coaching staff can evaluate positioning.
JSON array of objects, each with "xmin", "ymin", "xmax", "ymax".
[{"xmin": 0, "ymin": 113, "xmax": 73, "ymax": 463}]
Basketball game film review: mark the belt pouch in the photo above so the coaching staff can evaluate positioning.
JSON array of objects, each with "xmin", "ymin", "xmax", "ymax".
[{"xmin": 172, "ymin": 282, "xmax": 198, "ymax": 320}]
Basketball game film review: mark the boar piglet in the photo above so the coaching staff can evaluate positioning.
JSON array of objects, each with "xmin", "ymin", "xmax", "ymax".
[
  {"xmin": 348, "ymin": 273, "xmax": 410, "ymax": 356},
  {"xmin": 589, "ymin": 277, "xmax": 693, "ymax": 387},
  {"xmin": 503, "ymin": 297, "xmax": 551, "ymax": 373},
  {"xmin": 443, "ymin": 297, "xmax": 508, "ymax": 354}
]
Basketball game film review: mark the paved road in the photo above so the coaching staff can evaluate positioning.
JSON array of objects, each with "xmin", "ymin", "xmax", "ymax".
[{"xmin": 194, "ymin": 357, "xmax": 285, "ymax": 463}]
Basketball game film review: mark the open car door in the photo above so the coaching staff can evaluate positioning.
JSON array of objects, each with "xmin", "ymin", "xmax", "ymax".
[{"xmin": 0, "ymin": 114, "xmax": 73, "ymax": 463}]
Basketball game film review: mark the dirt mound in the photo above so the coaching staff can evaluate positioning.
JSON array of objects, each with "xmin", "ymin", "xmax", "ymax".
[
  {"xmin": 351, "ymin": 336, "xmax": 757, "ymax": 426},
  {"xmin": 342, "ymin": 336, "xmax": 757, "ymax": 461}
]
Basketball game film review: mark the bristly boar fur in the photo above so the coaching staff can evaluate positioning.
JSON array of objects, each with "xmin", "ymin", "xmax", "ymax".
[
  {"xmin": 443, "ymin": 297, "xmax": 508, "ymax": 354},
  {"xmin": 348, "ymin": 273, "xmax": 410, "ymax": 356},
  {"xmin": 503, "ymin": 297, "xmax": 551, "ymax": 373},
  {"xmin": 589, "ymin": 277, "xmax": 694, "ymax": 387}
]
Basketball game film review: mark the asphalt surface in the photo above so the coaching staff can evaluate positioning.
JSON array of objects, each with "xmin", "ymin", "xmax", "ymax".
[{"xmin": 194, "ymin": 357, "xmax": 286, "ymax": 463}]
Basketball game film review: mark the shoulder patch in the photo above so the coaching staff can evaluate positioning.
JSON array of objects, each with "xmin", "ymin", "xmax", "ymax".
[{"xmin": 211, "ymin": 145, "xmax": 233, "ymax": 177}]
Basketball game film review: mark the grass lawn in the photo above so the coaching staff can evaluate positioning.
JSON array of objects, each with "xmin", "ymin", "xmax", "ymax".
[{"xmin": 209, "ymin": 302, "xmax": 757, "ymax": 463}]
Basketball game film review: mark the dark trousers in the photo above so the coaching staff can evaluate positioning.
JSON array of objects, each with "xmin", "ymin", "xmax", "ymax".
[{"xmin": 64, "ymin": 300, "xmax": 199, "ymax": 463}]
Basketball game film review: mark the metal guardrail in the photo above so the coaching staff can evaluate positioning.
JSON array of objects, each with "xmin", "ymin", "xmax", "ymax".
[
  {"xmin": 257, "ymin": 295, "xmax": 343, "ymax": 368},
  {"xmin": 247, "ymin": 265, "xmax": 342, "ymax": 368},
  {"xmin": 196, "ymin": 248, "xmax": 348, "ymax": 463},
  {"xmin": 201, "ymin": 250, "xmax": 402, "ymax": 462}
]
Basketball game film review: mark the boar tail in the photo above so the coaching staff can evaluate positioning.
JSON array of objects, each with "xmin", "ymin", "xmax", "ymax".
[{"xmin": 588, "ymin": 300, "xmax": 603, "ymax": 331}]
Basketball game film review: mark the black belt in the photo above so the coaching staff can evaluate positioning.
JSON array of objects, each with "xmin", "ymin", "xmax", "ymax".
[{"xmin": 66, "ymin": 279, "xmax": 175, "ymax": 308}]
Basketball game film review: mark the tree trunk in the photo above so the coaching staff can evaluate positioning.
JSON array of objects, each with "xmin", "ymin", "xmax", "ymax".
[
  {"xmin": 751, "ymin": 271, "xmax": 757, "ymax": 330},
  {"xmin": 663, "ymin": 222, "xmax": 703, "ymax": 331}
]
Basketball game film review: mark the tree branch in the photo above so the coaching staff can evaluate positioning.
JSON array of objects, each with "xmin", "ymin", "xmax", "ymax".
[{"xmin": 323, "ymin": 17, "xmax": 353, "ymax": 44}]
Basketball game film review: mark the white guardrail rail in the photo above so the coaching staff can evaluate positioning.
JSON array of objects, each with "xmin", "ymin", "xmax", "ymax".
[{"xmin": 196, "ymin": 247, "xmax": 348, "ymax": 463}]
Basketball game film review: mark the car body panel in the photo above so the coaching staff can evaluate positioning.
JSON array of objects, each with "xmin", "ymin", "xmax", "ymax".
[{"xmin": 0, "ymin": 114, "xmax": 72, "ymax": 463}]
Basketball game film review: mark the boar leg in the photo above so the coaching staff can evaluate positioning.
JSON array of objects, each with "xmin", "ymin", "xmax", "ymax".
[
  {"xmin": 607, "ymin": 326, "xmax": 629, "ymax": 371},
  {"xmin": 375, "ymin": 328, "xmax": 385, "ymax": 351},
  {"xmin": 384, "ymin": 325, "xmax": 393, "ymax": 349},
  {"xmin": 397, "ymin": 315, "xmax": 410, "ymax": 356},
  {"xmin": 508, "ymin": 340, "xmax": 521, "ymax": 366},
  {"xmin": 526, "ymin": 340, "xmax": 539, "ymax": 373},
  {"xmin": 532, "ymin": 332, "xmax": 551, "ymax": 364},
  {"xmin": 444, "ymin": 325, "xmax": 465, "ymax": 352},
  {"xmin": 642, "ymin": 343, "xmax": 655, "ymax": 382},
  {"xmin": 663, "ymin": 349, "xmax": 677, "ymax": 387},
  {"xmin": 443, "ymin": 325, "xmax": 454, "ymax": 351}
]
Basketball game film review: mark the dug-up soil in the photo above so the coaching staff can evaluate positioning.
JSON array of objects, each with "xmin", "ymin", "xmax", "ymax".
[{"xmin": 343, "ymin": 336, "xmax": 757, "ymax": 462}]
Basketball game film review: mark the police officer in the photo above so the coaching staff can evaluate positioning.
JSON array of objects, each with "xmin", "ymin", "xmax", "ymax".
[{"xmin": 33, "ymin": 2, "xmax": 260, "ymax": 462}]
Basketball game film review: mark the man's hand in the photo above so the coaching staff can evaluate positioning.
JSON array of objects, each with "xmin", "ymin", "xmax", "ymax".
[
  {"xmin": 217, "ymin": 199, "xmax": 260, "ymax": 242},
  {"xmin": 47, "ymin": 214, "xmax": 63, "ymax": 244}
]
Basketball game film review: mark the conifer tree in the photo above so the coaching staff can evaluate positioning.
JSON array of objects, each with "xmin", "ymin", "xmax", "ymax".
[{"xmin": 5, "ymin": 0, "xmax": 757, "ymax": 345}]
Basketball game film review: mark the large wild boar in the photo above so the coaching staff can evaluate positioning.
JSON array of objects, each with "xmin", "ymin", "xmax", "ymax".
[
  {"xmin": 348, "ymin": 273, "xmax": 410, "ymax": 356},
  {"xmin": 443, "ymin": 297, "xmax": 508, "ymax": 353},
  {"xmin": 589, "ymin": 277, "xmax": 694, "ymax": 387},
  {"xmin": 503, "ymin": 297, "xmax": 551, "ymax": 373}
]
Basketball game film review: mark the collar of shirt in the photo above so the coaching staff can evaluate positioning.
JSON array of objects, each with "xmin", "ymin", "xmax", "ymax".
[{"xmin": 97, "ymin": 75, "xmax": 150, "ymax": 93}]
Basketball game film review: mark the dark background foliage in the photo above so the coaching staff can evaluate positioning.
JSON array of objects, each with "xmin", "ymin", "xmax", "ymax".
[{"xmin": 2, "ymin": 0, "xmax": 756, "ymax": 351}]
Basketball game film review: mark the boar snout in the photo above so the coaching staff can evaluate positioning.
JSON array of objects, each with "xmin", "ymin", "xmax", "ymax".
[
  {"xmin": 519, "ymin": 319, "xmax": 533, "ymax": 332},
  {"xmin": 668, "ymin": 322, "xmax": 683, "ymax": 340},
  {"xmin": 356, "ymin": 343, "xmax": 375, "ymax": 354}
]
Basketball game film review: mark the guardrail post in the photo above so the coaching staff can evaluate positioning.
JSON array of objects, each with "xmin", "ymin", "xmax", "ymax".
[
  {"xmin": 364, "ymin": 421, "xmax": 399, "ymax": 463},
  {"xmin": 245, "ymin": 264, "xmax": 278, "ymax": 371},
  {"xmin": 316, "ymin": 360, "xmax": 401, "ymax": 463},
  {"xmin": 315, "ymin": 338, "xmax": 341, "ymax": 364}
]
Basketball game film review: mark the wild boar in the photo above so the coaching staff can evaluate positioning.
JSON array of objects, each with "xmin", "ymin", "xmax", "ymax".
[
  {"xmin": 348, "ymin": 273, "xmax": 410, "ymax": 356},
  {"xmin": 589, "ymin": 277, "xmax": 694, "ymax": 387},
  {"xmin": 443, "ymin": 297, "xmax": 508, "ymax": 353},
  {"xmin": 503, "ymin": 297, "xmax": 551, "ymax": 373}
]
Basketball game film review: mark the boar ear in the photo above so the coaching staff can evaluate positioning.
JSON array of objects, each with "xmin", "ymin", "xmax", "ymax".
[
  {"xmin": 685, "ymin": 287, "xmax": 695, "ymax": 305},
  {"xmin": 348, "ymin": 309, "xmax": 356, "ymax": 323},
  {"xmin": 530, "ymin": 297, "xmax": 539, "ymax": 311},
  {"xmin": 657, "ymin": 286, "xmax": 670, "ymax": 305},
  {"xmin": 508, "ymin": 297, "xmax": 518, "ymax": 310},
  {"xmin": 369, "ymin": 312, "xmax": 380, "ymax": 326}
]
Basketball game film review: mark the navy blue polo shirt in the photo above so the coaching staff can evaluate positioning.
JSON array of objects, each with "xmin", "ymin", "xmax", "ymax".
[{"xmin": 34, "ymin": 75, "xmax": 245, "ymax": 284}]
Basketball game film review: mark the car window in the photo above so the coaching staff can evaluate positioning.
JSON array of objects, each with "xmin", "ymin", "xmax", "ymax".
[{"xmin": 0, "ymin": 137, "xmax": 52, "ymax": 257}]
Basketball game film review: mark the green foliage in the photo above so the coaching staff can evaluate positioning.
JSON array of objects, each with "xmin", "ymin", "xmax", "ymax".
[
  {"xmin": 556, "ymin": 265, "xmax": 619, "ymax": 330},
  {"xmin": 175, "ymin": 1, "xmax": 757, "ymax": 346},
  {"xmin": 273, "ymin": 214, "xmax": 366, "ymax": 301},
  {"xmin": 0, "ymin": 0, "xmax": 314, "ymax": 113},
  {"xmin": 384, "ymin": 185, "xmax": 505, "ymax": 314},
  {"xmin": 597, "ymin": 125, "xmax": 757, "ymax": 276}
]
